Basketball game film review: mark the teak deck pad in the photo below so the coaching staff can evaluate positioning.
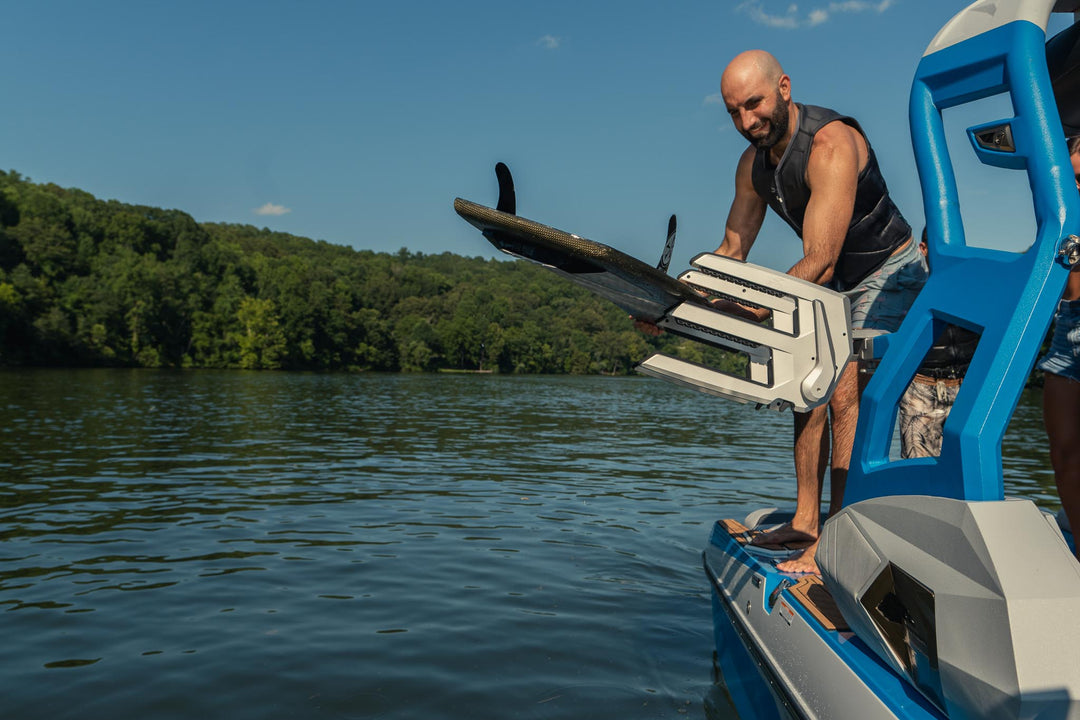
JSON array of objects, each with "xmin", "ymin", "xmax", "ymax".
[{"xmin": 719, "ymin": 518, "xmax": 815, "ymax": 551}]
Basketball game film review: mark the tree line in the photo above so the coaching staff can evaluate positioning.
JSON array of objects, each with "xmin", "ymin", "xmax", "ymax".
[{"xmin": 0, "ymin": 170, "xmax": 744, "ymax": 375}]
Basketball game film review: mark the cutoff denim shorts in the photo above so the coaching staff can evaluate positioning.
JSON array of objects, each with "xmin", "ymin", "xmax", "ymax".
[
  {"xmin": 1037, "ymin": 298, "xmax": 1080, "ymax": 383},
  {"xmin": 838, "ymin": 239, "xmax": 928, "ymax": 332}
]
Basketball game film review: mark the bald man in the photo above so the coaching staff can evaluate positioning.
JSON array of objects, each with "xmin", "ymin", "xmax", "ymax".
[{"xmin": 716, "ymin": 51, "xmax": 925, "ymax": 573}]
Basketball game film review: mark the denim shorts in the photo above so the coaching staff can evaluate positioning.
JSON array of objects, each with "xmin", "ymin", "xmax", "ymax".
[
  {"xmin": 838, "ymin": 239, "xmax": 928, "ymax": 331},
  {"xmin": 1037, "ymin": 298, "xmax": 1080, "ymax": 383}
]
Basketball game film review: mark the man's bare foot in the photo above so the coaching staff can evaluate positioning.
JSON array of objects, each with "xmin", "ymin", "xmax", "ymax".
[
  {"xmin": 775, "ymin": 542, "xmax": 821, "ymax": 575},
  {"xmin": 749, "ymin": 522, "xmax": 817, "ymax": 548}
]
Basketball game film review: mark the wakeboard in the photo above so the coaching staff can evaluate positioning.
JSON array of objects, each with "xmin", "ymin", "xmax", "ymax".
[{"xmin": 454, "ymin": 163, "xmax": 710, "ymax": 324}]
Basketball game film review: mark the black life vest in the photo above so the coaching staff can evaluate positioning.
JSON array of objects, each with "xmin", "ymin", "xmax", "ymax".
[{"xmin": 750, "ymin": 104, "xmax": 911, "ymax": 290}]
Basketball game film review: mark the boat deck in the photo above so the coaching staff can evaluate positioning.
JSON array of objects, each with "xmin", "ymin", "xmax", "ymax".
[{"xmin": 718, "ymin": 518, "xmax": 849, "ymax": 631}]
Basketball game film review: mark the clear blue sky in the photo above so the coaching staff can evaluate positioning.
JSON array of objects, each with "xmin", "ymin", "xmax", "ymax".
[{"xmin": 2, "ymin": 1, "xmax": 1074, "ymax": 274}]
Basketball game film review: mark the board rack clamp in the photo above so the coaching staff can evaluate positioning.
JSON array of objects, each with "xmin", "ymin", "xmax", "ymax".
[{"xmin": 638, "ymin": 253, "xmax": 854, "ymax": 413}]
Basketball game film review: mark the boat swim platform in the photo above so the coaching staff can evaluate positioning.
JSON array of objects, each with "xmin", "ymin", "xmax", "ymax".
[{"xmin": 717, "ymin": 518, "xmax": 849, "ymax": 633}]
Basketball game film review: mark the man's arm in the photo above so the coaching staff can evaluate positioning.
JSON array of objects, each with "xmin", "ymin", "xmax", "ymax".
[
  {"xmin": 635, "ymin": 147, "xmax": 767, "ymax": 333},
  {"xmin": 718, "ymin": 147, "xmax": 767, "ymax": 260},
  {"xmin": 787, "ymin": 121, "xmax": 864, "ymax": 286},
  {"xmin": 702, "ymin": 147, "xmax": 771, "ymax": 322}
]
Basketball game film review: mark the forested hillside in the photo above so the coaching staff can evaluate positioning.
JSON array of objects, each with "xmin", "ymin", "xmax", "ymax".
[{"xmin": 0, "ymin": 170, "xmax": 742, "ymax": 374}]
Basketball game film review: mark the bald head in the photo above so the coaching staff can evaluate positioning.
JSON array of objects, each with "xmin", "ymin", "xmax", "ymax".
[
  {"xmin": 721, "ymin": 50, "xmax": 785, "ymax": 93},
  {"xmin": 719, "ymin": 50, "xmax": 794, "ymax": 151}
]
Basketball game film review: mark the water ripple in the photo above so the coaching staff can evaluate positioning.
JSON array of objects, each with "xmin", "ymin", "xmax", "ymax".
[{"xmin": 0, "ymin": 370, "xmax": 1059, "ymax": 720}]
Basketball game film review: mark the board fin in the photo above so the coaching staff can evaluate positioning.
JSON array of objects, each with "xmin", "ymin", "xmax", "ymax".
[
  {"xmin": 658, "ymin": 214, "xmax": 676, "ymax": 273},
  {"xmin": 495, "ymin": 162, "xmax": 516, "ymax": 215}
]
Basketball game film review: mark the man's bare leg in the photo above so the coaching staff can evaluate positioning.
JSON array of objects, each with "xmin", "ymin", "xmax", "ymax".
[
  {"xmin": 777, "ymin": 362, "xmax": 859, "ymax": 574},
  {"xmin": 825, "ymin": 361, "xmax": 860, "ymax": 515},
  {"xmin": 751, "ymin": 398, "xmax": 830, "ymax": 547}
]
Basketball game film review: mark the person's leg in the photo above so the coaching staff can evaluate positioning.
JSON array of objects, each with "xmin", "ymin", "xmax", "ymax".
[
  {"xmin": 761, "ymin": 240, "xmax": 926, "ymax": 571},
  {"xmin": 825, "ymin": 361, "xmax": 859, "ymax": 517},
  {"xmin": 776, "ymin": 361, "xmax": 858, "ymax": 574},
  {"xmin": 790, "ymin": 403, "xmax": 828, "ymax": 533},
  {"xmin": 1043, "ymin": 372, "xmax": 1080, "ymax": 560},
  {"xmin": 1037, "ymin": 299, "xmax": 1080, "ymax": 559},
  {"xmin": 749, "ymin": 406, "xmax": 827, "ymax": 547},
  {"xmin": 925, "ymin": 381, "xmax": 959, "ymax": 458},
  {"xmin": 777, "ymin": 241, "xmax": 925, "ymax": 574},
  {"xmin": 899, "ymin": 379, "xmax": 945, "ymax": 458}
]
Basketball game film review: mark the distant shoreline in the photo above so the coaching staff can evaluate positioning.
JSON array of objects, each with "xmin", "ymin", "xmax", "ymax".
[{"xmin": 437, "ymin": 368, "xmax": 494, "ymax": 375}]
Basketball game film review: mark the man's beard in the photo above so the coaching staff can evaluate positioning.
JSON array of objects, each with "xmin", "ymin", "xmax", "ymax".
[{"xmin": 743, "ymin": 93, "xmax": 791, "ymax": 149}]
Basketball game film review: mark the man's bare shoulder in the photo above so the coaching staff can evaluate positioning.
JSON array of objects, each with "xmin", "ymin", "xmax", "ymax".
[
  {"xmin": 735, "ymin": 145, "xmax": 757, "ymax": 169},
  {"xmin": 810, "ymin": 120, "xmax": 863, "ymax": 152},
  {"xmin": 808, "ymin": 120, "xmax": 867, "ymax": 175}
]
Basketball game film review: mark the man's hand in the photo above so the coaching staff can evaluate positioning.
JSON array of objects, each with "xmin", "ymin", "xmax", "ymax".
[
  {"xmin": 708, "ymin": 297, "xmax": 767, "ymax": 323},
  {"xmin": 632, "ymin": 296, "xmax": 765, "ymax": 337}
]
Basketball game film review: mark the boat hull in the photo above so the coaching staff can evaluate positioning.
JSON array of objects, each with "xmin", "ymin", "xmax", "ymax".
[{"xmin": 703, "ymin": 515, "xmax": 945, "ymax": 720}]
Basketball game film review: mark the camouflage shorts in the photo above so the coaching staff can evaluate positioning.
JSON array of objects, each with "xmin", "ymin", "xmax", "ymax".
[{"xmin": 898, "ymin": 375, "xmax": 961, "ymax": 458}]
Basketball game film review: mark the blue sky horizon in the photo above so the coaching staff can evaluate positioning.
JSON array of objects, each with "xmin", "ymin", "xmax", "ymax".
[{"xmin": 2, "ymin": 1, "xmax": 1075, "ymax": 274}]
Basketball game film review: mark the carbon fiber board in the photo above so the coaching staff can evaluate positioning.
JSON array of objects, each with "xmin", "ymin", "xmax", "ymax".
[{"xmin": 454, "ymin": 197, "xmax": 709, "ymax": 323}]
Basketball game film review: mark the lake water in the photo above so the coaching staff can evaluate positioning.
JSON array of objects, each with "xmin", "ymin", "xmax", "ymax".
[{"xmin": 0, "ymin": 370, "xmax": 1060, "ymax": 719}]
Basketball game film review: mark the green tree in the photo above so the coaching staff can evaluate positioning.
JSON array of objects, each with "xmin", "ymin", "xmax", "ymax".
[
  {"xmin": 0, "ymin": 166, "xmax": 738, "ymax": 376},
  {"xmin": 233, "ymin": 296, "xmax": 287, "ymax": 370}
]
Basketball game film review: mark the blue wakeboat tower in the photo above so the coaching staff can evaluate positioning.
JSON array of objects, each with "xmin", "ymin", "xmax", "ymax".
[{"xmin": 697, "ymin": 1, "xmax": 1080, "ymax": 718}]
